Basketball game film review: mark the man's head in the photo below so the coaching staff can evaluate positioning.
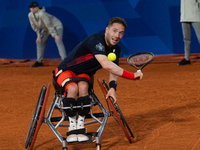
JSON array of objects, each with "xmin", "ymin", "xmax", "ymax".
[
  {"xmin": 29, "ymin": 1, "xmax": 39, "ymax": 13},
  {"xmin": 105, "ymin": 17, "xmax": 127, "ymax": 47}
]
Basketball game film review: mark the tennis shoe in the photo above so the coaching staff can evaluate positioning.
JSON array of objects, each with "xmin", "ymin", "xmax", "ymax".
[
  {"xmin": 66, "ymin": 124, "xmax": 77, "ymax": 142},
  {"xmin": 177, "ymin": 59, "xmax": 191, "ymax": 66},
  {"xmin": 77, "ymin": 123, "xmax": 89, "ymax": 142},
  {"xmin": 31, "ymin": 61, "xmax": 43, "ymax": 68}
]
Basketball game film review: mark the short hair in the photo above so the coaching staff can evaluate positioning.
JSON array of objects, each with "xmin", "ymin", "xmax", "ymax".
[{"xmin": 108, "ymin": 17, "xmax": 127, "ymax": 29}]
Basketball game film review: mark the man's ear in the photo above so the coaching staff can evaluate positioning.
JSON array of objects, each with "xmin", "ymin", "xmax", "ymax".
[{"xmin": 105, "ymin": 27, "xmax": 109, "ymax": 33}]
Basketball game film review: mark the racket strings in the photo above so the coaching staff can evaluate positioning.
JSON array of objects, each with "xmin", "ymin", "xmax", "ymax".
[{"xmin": 128, "ymin": 55, "xmax": 153, "ymax": 66}]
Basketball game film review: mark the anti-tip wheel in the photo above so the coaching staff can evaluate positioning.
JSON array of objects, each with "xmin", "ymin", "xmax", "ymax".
[{"xmin": 96, "ymin": 144, "xmax": 101, "ymax": 150}]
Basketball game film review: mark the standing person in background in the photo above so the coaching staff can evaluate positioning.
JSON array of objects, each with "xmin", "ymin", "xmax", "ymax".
[
  {"xmin": 178, "ymin": 0, "xmax": 200, "ymax": 66},
  {"xmin": 28, "ymin": 1, "xmax": 67, "ymax": 67}
]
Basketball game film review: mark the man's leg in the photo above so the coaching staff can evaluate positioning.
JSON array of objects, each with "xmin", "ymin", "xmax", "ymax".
[
  {"xmin": 63, "ymin": 84, "xmax": 79, "ymax": 143},
  {"xmin": 55, "ymin": 70, "xmax": 79, "ymax": 142},
  {"xmin": 37, "ymin": 31, "xmax": 50, "ymax": 63},
  {"xmin": 55, "ymin": 28, "xmax": 67, "ymax": 60},
  {"xmin": 182, "ymin": 22, "xmax": 192, "ymax": 60},
  {"xmin": 31, "ymin": 31, "xmax": 50, "ymax": 67},
  {"xmin": 178, "ymin": 22, "xmax": 192, "ymax": 66},
  {"xmin": 76, "ymin": 96, "xmax": 91, "ymax": 142},
  {"xmin": 76, "ymin": 81, "xmax": 91, "ymax": 142},
  {"xmin": 192, "ymin": 22, "xmax": 200, "ymax": 47},
  {"xmin": 62, "ymin": 97, "xmax": 77, "ymax": 142}
]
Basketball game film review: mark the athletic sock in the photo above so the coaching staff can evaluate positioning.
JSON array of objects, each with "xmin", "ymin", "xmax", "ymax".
[
  {"xmin": 69, "ymin": 116, "xmax": 76, "ymax": 127},
  {"xmin": 78, "ymin": 115, "xmax": 85, "ymax": 124}
]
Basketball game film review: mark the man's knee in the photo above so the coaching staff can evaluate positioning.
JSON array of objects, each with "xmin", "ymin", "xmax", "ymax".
[
  {"xmin": 67, "ymin": 84, "xmax": 79, "ymax": 97},
  {"xmin": 78, "ymin": 81, "xmax": 89, "ymax": 95},
  {"xmin": 77, "ymin": 96, "xmax": 91, "ymax": 116}
]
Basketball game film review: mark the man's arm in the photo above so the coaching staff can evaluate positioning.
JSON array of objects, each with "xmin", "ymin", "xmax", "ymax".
[
  {"xmin": 95, "ymin": 54, "xmax": 143, "ymax": 103},
  {"xmin": 28, "ymin": 13, "xmax": 41, "ymax": 38},
  {"xmin": 95, "ymin": 54, "xmax": 123, "ymax": 76},
  {"xmin": 106, "ymin": 72, "xmax": 118, "ymax": 103},
  {"xmin": 95, "ymin": 54, "xmax": 142, "ymax": 79}
]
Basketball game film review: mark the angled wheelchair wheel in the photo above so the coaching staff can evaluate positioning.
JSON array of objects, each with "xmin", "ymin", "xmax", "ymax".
[
  {"xmin": 25, "ymin": 84, "xmax": 50, "ymax": 150},
  {"xmin": 98, "ymin": 79, "xmax": 134, "ymax": 143},
  {"xmin": 112, "ymin": 103, "xmax": 134, "ymax": 138}
]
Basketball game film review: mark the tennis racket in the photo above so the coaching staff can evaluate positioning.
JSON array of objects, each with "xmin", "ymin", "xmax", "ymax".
[{"xmin": 127, "ymin": 52, "xmax": 154, "ymax": 71}]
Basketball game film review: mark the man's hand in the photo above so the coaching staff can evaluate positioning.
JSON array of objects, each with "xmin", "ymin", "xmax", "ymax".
[
  {"xmin": 106, "ymin": 88, "xmax": 117, "ymax": 103},
  {"xmin": 36, "ymin": 38, "xmax": 41, "ymax": 43},
  {"xmin": 55, "ymin": 36, "xmax": 61, "ymax": 41},
  {"xmin": 134, "ymin": 70, "xmax": 143, "ymax": 80}
]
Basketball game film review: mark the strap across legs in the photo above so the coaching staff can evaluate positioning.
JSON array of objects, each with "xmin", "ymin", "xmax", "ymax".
[{"xmin": 52, "ymin": 70, "xmax": 91, "ymax": 94}]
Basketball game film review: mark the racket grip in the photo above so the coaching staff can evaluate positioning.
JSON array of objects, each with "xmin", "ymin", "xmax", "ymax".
[{"xmin": 135, "ymin": 70, "xmax": 141, "ymax": 80}]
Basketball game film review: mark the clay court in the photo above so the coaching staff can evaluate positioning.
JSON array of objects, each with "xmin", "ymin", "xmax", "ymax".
[{"xmin": 1, "ymin": 54, "xmax": 200, "ymax": 150}]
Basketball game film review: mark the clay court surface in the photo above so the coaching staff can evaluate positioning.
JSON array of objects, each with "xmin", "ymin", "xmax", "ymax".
[{"xmin": 1, "ymin": 54, "xmax": 200, "ymax": 150}]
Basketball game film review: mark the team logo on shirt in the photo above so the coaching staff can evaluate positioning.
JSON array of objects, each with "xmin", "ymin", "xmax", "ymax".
[{"xmin": 95, "ymin": 43, "xmax": 105, "ymax": 52}]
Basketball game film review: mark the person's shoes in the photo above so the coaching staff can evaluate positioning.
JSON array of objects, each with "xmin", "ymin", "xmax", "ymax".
[
  {"xmin": 177, "ymin": 59, "xmax": 191, "ymax": 66},
  {"xmin": 30, "ymin": 61, "xmax": 43, "ymax": 68},
  {"xmin": 66, "ymin": 124, "xmax": 78, "ymax": 142},
  {"xmin": 77, "ymin": 123, "xmax": 89, "ymax": 142}
]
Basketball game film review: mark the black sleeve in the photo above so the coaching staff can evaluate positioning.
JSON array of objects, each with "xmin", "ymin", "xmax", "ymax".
[{"xmin": 86, "ymin": 36, "xmax": 107, "ymax": 56}]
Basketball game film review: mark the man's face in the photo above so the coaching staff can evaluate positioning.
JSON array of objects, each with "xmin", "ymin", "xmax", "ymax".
[
  {"xmin": 105, "ymin": 23, "xmax": 125, "ymax": 47},
  {"xmin": 30, "ymin": 7, "xmax": 39, "ymax": 13}
]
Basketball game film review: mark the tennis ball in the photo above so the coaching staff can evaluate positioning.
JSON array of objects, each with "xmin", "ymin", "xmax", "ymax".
[{"xmin": 108, "ymin": 53, "xmax": 116, "ymax": 61}]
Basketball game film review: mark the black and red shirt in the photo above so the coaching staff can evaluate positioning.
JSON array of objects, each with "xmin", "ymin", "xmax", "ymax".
[{"xmin": 57, "ymin": 33, "xmax": 121, "ymax": 76}]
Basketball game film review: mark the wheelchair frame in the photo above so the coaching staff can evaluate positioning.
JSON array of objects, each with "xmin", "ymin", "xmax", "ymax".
[{"xmin": 25, "ymin": 78, "xmax": 134, "ymax": 150}]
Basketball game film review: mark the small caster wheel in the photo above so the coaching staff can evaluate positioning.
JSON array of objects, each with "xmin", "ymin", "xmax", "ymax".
[{"xmin": 96, "ymin": 143, "xmax": 101, "ymax": 150}]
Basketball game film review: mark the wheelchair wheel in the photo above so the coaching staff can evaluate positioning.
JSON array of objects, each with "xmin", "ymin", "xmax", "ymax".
[
  {"xmin": 111, "ymin": 102, "xmax": 134, "ymax": 138},
  {"xmin": 98, "ymin": 79, "xmax": 134, "ymax": 143},
  {"xmin": 25, "ymin": 84, "xmax": 50, "ymax": 150}
]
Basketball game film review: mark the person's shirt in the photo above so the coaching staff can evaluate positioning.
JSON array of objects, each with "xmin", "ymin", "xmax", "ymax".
[
  {"xmin": 180, "ymin": 0, "xmax": 200, "ymax": 22},
  {"xmin": 57, "ymin": 33, "xmax": 121, "ymax": 76},
  {"xmin": 28, "ymin": 7, "xmax": 63, "ymax": 38}
]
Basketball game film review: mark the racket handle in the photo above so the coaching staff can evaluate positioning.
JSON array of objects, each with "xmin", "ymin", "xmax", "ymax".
[{"xmin": 135, "ymin": 70, "xmax": 141, "ymax": 80}]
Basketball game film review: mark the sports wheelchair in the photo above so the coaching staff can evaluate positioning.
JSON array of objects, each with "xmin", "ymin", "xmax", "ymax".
[{"xmin": 25, "ymin": 76, "xmax": 134, "ymax": 150}]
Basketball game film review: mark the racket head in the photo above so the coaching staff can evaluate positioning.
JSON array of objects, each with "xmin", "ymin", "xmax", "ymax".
[{"xmin": 127, "ymin": 52, "xmax": 154, "ymax": 70}]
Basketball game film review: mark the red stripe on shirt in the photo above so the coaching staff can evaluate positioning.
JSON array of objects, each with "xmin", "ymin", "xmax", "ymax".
[{"xmin": 67, "ymin": 54, "xmax": 94, "ymax": 67}]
